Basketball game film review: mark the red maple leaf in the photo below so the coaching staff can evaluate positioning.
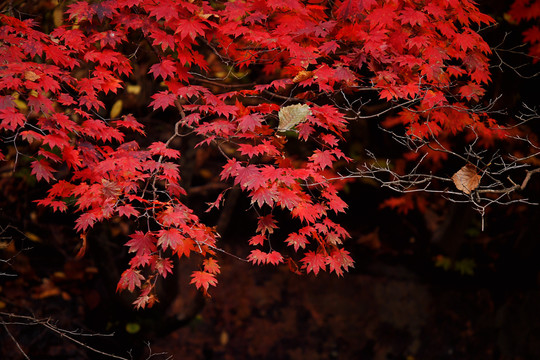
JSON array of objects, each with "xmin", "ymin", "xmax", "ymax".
[
  {"xmin": 147, "ymin": 0, "xmax": 179, "ymax": 22},
  {"xmin": 149, "ymin": 59, "xmax": 176, "ymax": 80},
  {"xmin": 31, "ymin": 159, "xmax": 55, "ymax": 183},
  {"xmin": 301, "ymin": 251, "xmax": 326, "ymax": 275},
  {"xmin": 174, "ymin": 18, "xmax": 208, "ymax": 40},
  {"xmin": 326, "ymin": 248, "xmax": 354, "ymax": 276},
  {"xmin": 454, "ymin": 30, "xmax": 477, "ymax": 51},
  {"xmin": 247, "ymin": 249, "xmax": 267, "ymax": 265},
  {"xmin": 154, "ymin": 257, "xmax": 173, "ymax": 278},
  {"xmin": 160, "ymin": 162, "xmax": 181, "ymax": 184},
  {"xmin": 235, "ymin": 164, "xmax": 266, "ymax": 190},
  {"xmin": 74, "ymin": 212, "xmax": 97, "ymax": 232},
  {"xmin": 399, "ymin": 7, "xmax": 427, "ymax": 26},
  {"xmin": 256, "ymin": 214, "xmax": 277, "ymax": 234},
  {"xmin": 149, "ymin": 141, "xmax": 181, "ymax": 159},
  {"xmin": 66, "ymin": 1, "xmax": 96, "ymax": 22},
  {"xmin": 43, "ymin": 133, "xmax": 69, "ymax": 150},
  {"xmin": 286, "ymin": 232, "xmax": 309, "ymax": 252},
  {"xmin": 47, "ymin": 181, "xmax": 74, "ymax": 200},
  {"xmin": 190, "ymin": 271, "xmax": 217, "ymax": 291},
  {"xmin": 266, "ymin": 251, "xmax": 284, "ymax": 265},
  {"xmin": 62, "ymin": 145, "xmax": 82, "ymax": 170},
  {"xmin": 174, "ymin": 237, "xmax": 195, "ymax": 258},
  {"xmin": 309, "ymin": 149, "xmax": 335, "ymax": 170},
  {"xmin": 150, "ymin": 91, "xmax": 176, "ymax": 110},
  {"xmin": 35, "ymin": 198, "xmax": 68, "ymax": 212},
  {"xmin": 133, "ymin": 294, "xmax": 153, "ymax": 310},
  {"xmin": 117, "ymin": 268, "xmax": 144, "ymax": 292},
  {"xmin": 0, "ymin": 107, "xmax": 26, "ymax": 131},
  {"xmin": 152, "ymin": 30, "xmax": 176, "ymax": 51},
  {"xmin": 126, "ymin": 231, "xmax": 157, "ymax": 256},
  {"xmin": 249, "ymin": 234, "xmax": 266, "ymax": 246},
  {"xmin": 115, "ymin": 114, "xmax": 145, "ymax": 134},
  {"xmin": 250, "ymin": 186, "xmax": 277, "ymax": 207},
  {"xmin": 157, "ymin": 228, "xmax": 183, "ymax": 250},
  {"xmin": 276, "ymin": 187, "xmax": 302, "ymax": 210},
  {"xmin": 237, "ymin": 113, "xmax": 263, "ymax": 132},
  {"xmin": 203, "ymin": 258, "xmax": 221, "ymax": 274},
  {"xmin": 319, "ymin": 40, "xmax": 340, "ymax": 54}
]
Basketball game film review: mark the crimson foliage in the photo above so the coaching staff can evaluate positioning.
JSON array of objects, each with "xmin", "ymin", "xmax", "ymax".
[{"xmin": 0, "ymin": 0, "xmax": 536, "ymax": 308}]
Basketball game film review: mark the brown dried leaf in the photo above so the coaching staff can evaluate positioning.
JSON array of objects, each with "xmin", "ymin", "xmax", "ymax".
[
  {"xmin": 292, "ymin": 70, "xmax": 314, "ymax": 83},
  {"xmin": 24, "ymin": 70, "xmax": 40, "ymax": 81},
  {"xmin": 452, "ymin": 164, "xmax": 481, "ymax": 194}
]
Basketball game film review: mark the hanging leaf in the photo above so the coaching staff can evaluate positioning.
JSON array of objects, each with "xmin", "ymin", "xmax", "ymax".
[
  {"xmin": 452, "ymin": 164, "xmax": 481, "ymax": 194},
  {"xmin": 278, "ymin": 104, "xmax": 311, "ymax": 131}
]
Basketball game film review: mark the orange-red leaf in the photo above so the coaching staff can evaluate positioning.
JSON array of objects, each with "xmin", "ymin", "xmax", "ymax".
[{"xmin": 190, "ymin": 271, "xmax": 217, "ymax": 291}]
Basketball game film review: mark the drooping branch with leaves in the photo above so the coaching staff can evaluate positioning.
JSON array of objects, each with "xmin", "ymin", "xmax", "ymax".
[{"xmin": 0, "ymin": 0, "xmax": 538, "ymax": 308}]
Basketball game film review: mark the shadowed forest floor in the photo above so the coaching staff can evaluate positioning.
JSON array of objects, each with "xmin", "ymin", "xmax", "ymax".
[{"xmin": 2, "ymin": 182, "xmax": 540, "ymax": 359}]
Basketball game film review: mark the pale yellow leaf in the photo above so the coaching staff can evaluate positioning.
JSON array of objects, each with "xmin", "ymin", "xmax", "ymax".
[
  {"xmin": 110, "ymin": 99, "xmax": 123, "ymax": 119},
  {"xmin": 278, "ymin": 104, "xmax": 311, "ymax": 131},
  {"xmin": 126, "ymin": 84, "xmax": 141, "ymax": 95}
]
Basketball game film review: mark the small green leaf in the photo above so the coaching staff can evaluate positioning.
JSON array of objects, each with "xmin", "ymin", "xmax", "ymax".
[
  {"xmin": 125, "ymin": 322, "xmax": 140, "ymax": 334},
  {"xmin": 454, "ymin": 258, "xmax": 476, "ymax": 276}
]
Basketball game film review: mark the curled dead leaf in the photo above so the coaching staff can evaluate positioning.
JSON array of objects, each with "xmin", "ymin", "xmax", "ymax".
[
  {"xmin": 76, "ymin": 233, "xmax": 87, "ymax": 259},
  {"xmin": 293, "ymin": 70, "xmax": 314, "ymax": 83},
  {"xmin": 452, "ymin": 164, "xmax": 481, "ymax": 194}
]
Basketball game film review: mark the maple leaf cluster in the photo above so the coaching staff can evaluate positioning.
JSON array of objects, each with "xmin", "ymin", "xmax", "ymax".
[
  {"xmin": 508, "ymin": 0, "xmax": 540, "ymax": 61},
  {"xmin": 0, "ymin": 0, "xmax": 516, "ymax": 308}
]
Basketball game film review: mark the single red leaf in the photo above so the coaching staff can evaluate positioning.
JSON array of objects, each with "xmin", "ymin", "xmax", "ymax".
[
  {"xmin": 250, "ymin": 186, "xmax": 277, "ymax": 208},
  {"xmin": 190, "ymin": 271, "xmax": 217, "ymax": 291},
  {"xmin": 247, "ymin": 249, "xmax": 267, "ymax": 265},
  {"xmin": 256, "ymin": 214, "xmax": 277, "ymax": 235},
  {"xmin": 326, "ymin": 248, "xmax": 354, "ymax": 276},
  {"xmin": 74, "ymin": 212, "xmax": 97, "ymax": 232},
  {"xmin": 319, "ymin": 40, "xmax": 340, "ymax": 54},
  {"xmin": 31, "ymin": 159, "xmax": 55, "ymax": 183},
  {"xmin": 126, "ymin": 231, "xmax": 157, "ymax": 256},
  {"xmin": 117, "ymin": 268, "xmax": 144, "ymax": 292},
  {"xmin": 285, "ymin": 232, "xmax": 309, "ymax": 252},
  {"xmin": 149, "ymin": 91, "xmax": 176, "ymax": 110},
  {"xmin": 174, "ymin": 18, "xmax": 208, "ymax": 40},
  {"xmin": 149, "ymin": 141, "xmax": 181, "ymax": 159},
  {"xmin": 157, "ymin": 228, "xmax": 184, "ymax": 250},
  {"xmin": 248, "ymin": 234, "xmax": 266, "ymax": 246},
  {"xmin": 309, "ymin": 149, "xmax": 335, "ymax": 170},
  {"xmin": 203, "ymin": 258, "xmax": 221, "ymax": 275},
  {"xmin": 149, "ymin": 59, "xmax": 176, "ymax": 80},
  {"xmin": 115, "ymin": 114, "xmax": 145, "ymax": 134},
  {"xmin": 0, "ymin": 107, "xmax": 26, "ymax": 131},
  {"xmin": 266, "ymin": 251, "xmax": 284, "ymax": 265},
  {"xmin": 154, "ymin": 257, "xmax": 173, "ymax": 278},
  {"xmin": 237, "ymin": 113, "xmax": 263, "ymax": 132},
  {"xmin": 301, "ymin": 251, "xmax": 326, "ymax": 275}
]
